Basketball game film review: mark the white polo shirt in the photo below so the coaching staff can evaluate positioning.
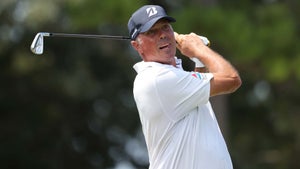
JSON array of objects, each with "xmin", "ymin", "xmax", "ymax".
[{"xmin": 133, "ymin": 59, "xmax": 233, "ymax": 169}]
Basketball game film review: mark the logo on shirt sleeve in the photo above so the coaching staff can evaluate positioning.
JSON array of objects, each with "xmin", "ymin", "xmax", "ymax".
[{"xmin": 191, "ymin": 72, "xmax": 208, "ymax": 80}]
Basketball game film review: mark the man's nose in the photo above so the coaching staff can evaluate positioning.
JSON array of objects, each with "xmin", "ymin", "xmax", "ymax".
[{"xmin": 159, "ymin": 30, "xmax": 167, "ymax": 39}]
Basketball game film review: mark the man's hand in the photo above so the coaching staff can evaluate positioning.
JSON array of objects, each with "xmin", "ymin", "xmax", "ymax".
[
  {"xmin": 174, "ymin": 32, "xmax": 207, "ymax": 58},
  {"xmin": 174, "ymin": 32, "xmax": 242, "ymax": 97}
]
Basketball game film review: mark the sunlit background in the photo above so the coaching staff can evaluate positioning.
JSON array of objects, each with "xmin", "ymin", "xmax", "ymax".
[{"xmin": 1, "ymin": 0, "xmax": 300, "ymax": 169}]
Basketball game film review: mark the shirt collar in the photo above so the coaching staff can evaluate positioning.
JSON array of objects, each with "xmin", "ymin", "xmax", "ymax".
[{"xmin": 133, "ymin": 57, "xmax": 183, "ymax": 73}]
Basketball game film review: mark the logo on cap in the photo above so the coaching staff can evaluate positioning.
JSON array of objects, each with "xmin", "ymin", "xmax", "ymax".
[{"xmin": 146, "ymin": 7, "xmax": 158, "ymax": 17}]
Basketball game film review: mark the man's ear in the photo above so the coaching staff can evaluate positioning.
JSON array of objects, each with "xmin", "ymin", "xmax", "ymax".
[
  {"xmin": 131, "ymin": 40, "xmax": 144, "ymax": 57},
  {"xmin": 131, "ymin": 40, "xmax": 139, "ymax": 51}
]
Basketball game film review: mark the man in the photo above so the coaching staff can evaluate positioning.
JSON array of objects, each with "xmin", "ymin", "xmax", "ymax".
[{"xmin": 128, "ymin": 5, "xmax": 241, "ymax": 169}]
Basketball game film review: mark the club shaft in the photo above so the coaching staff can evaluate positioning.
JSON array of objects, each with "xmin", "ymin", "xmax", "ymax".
[{"xmin": 48, "ymin": 33, "xmax": 130, "ymax": 40}]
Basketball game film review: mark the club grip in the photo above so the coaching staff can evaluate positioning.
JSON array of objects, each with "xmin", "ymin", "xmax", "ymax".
[
  {"xmin": 190, "ymin": 36, "xmax": 210, "ymax": 68},
  {"xmin": 198, "ymin": 35, "xmax": 210, "ymax": 46}
]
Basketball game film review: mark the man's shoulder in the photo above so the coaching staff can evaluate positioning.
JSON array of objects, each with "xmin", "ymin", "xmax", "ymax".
[{"xmin": 133, "ymin": 62, "xmax": 183, "ymax": 91}]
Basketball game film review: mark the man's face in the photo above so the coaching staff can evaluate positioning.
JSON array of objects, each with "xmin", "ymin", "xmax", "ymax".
[{"xmin": 131, "ymin": 19, "xmax": 177, "ymax": 65}]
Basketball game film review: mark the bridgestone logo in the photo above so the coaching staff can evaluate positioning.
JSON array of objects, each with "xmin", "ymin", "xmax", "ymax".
[{"xmin": 146, "ymin": 7, "xmax": 158, "ymax": 17}]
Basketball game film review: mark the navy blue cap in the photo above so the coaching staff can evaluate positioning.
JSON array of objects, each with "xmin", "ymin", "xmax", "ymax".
[{"xmin": 128, "ymin": 5, "xmax": 176, "ymax": 40}]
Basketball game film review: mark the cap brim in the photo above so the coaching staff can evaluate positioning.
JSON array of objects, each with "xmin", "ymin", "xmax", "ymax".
[{"xmin": 140, "ymin": 16, "xmax": 176, "ymax": 33}]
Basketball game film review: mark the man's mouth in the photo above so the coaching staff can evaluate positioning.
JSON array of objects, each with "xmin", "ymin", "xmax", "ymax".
[{"xmin": 159, "ymin": 44, "xmax": 169, "ymax": 50}]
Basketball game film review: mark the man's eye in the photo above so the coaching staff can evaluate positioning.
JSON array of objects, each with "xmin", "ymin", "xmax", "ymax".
[
  {"xmin": 162, "ymin": 25, "xmax": 170, "ymax": 31},
  {"xmin": 146, "ymin": 30, "xmax": 155, "ymax": 35}
]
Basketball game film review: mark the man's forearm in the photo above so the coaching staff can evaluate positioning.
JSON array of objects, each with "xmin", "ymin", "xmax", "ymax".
[
  {"xmin": 194, "ymin": 46, "xmax": 238, "ymax": 77},
  {"xmin": 194, "ymin": 67, "xmax": 208, "ymax": 73}
]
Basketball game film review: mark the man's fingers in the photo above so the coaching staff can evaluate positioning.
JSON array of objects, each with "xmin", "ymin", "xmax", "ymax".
[
  {"xmin": 174, "ymin": 32, "xmax": 178, "ymax": 37},
  {"xmin": 174, "ymin": 32, "xmax": 182, "ymax": 44},
  {"xmin": 174, "ymin": 32, "xmax": 182, "ymax": 50}
]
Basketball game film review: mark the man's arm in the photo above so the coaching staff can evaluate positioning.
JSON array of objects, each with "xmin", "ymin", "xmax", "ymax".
[
  {"xmin": 175, "ymin": 32, "xmax": 242, "ymax": 97},
  {"xmin": 194, "ymin": 67, "xmax": 207, "ymax": 73}
]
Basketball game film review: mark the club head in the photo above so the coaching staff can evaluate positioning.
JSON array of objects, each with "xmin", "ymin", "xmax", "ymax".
[{"xmin": 30, "ymin": 32, "xmax": 50, "ymax": 55}]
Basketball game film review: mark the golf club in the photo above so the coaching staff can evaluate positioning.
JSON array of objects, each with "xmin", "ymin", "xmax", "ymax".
[
  {"xmin": 30, "ymin": 32, "xmax": 131, "ymax": 55},
  {"xmin": 30, "ymin": 32, "xmax": 210, "ymax": 55}
]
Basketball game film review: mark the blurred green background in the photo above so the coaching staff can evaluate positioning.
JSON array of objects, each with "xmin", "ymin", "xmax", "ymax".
[{"xmin": 1, "ymin": 0, "xmax": 299, "ymax": 169}]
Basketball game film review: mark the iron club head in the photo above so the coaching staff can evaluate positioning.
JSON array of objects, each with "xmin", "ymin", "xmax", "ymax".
[
  {"xmin": 30, "ymin": 32, "xmax": 130, "ymax": 55},
  {"xmin": 30, "ymin": 32, "xmax": 50, "ymax": 55}
]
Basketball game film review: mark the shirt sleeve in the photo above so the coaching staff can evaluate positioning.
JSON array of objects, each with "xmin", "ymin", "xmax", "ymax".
[{"xmin": 155, "ymin": 67, "xmax": 213, "ymax": 122}]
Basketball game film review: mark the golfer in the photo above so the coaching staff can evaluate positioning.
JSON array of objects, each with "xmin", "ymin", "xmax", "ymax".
[{"xmin": 128, "ymin": 5, "xmax": 241, "ymax": 169}]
